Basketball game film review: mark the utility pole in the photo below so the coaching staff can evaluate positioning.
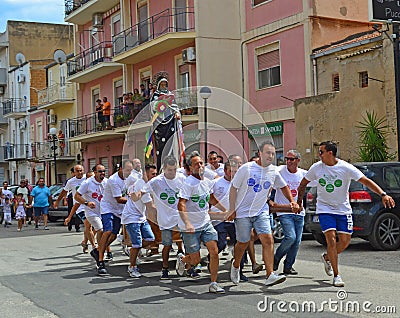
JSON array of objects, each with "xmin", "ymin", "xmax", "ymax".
[{"xmin": 393, "ymin": 23, "xmax": 400, "ymax": 160}]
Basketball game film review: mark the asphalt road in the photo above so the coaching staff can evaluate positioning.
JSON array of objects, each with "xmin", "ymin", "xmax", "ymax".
[{"xmin": 0, "ymin": 222, "xmax": 399, "ymax": 318}]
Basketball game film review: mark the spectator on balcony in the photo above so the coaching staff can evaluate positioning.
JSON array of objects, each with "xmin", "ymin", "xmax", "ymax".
[
  {"xmin": 140, "ymin": 84, "xmax": 150, "ymax": 107},
  {"xmin": 123, "ymin": 93, "xmax": 134, "ymax": 121},
  {"xmin": 95, "ymin": 99, "xmax": 104, "ymax": 130},
  {"xmin": 148, "ymin": 83, "xmax": 156, "ymax": 101},
  {"xmin": 132, "ymin": 88, "xmax": 144, "ymax": 120},
  {"xmin": 102, "ymin": 97, "xmax": 112, "ymax": 130},
  {"xmin": 58, "ymin": 130, "xmax": 66, "ymax": 156}
]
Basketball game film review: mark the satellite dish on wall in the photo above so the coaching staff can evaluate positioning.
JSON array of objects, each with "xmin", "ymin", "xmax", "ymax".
[
  {"xmin": 16, "ymin": 52, "xmax": 26, "ymax": 66},
  {"xmin": 53, "ymin": 49, "xmax": 67, "ymax": 64}
]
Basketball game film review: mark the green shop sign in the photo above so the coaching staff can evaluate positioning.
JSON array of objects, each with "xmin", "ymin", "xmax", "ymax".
[{"xmin": 248, "ymin": 122, "xmax": 283, "ymax": 138}]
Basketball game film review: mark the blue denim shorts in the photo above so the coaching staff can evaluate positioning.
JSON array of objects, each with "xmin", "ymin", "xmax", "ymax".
[
  {"xmin": 234, "ymin": 212, "xmax": 272, "ymax": 243},
  {"xmin": 101, "ymin": 213, "xmax": 121, "ymax": 235},
  {"xmin": 319, "ymin": 213, "xmax": 353, "ymax": 234},
  {"xmin": 181, "ymin": 222, "xmax": 218, "ymax": 254},
  {"xmin": 34, "ymin": 206, "xmax": 48, "ymax": 217},
  {"xmin": 125, "ymin": 221, "xmax": 155, "ymax": 248}
]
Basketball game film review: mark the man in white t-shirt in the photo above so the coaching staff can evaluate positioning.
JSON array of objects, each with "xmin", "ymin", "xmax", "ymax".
[
  {"xmin": 211, "ymin": 159, "xmax": 248, "ymax": 282},
  {"xmin": 272, "ymin": 150, "xmax": 310, "ymax": 276},
  {"xmin": 95, "ymin": 160, "xmax": 132, "ymax": 275},
  {"xmin": 143, "ymin": 156, "xmax": 186, "ymax": 280},
  {"xmin": 297, "ymin": 141, "xmax": 395, "ymax": 287},
  {"xmin": 206, "ymin": 151, "xmax": 224, "ymax": 177},
  {"xmin": 228, "ymin": 141, "xmax": 299, "ymax": 287},
  {"xmin": 125, "ymin": 158, "xmax": 145, "ymax": 188},
  {"xmin": 75, "ymin": 165, "xmax": 107, "ymax": 255},
  {"xmin": 54, "ymin": 165, "xmax": 86, "ymax": 232},
  {"xmin": 121, "ymin": 175, "xmax": 155, "ymax": 278},
  {"xmin": 176, "ymin": 151, "xmax": 228, "ymax": 294}
]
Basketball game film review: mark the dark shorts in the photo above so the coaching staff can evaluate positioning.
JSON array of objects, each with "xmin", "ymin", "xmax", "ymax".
[{"xmin": 76, "ymin": 211, "xmax": 86, "ymax": 221}]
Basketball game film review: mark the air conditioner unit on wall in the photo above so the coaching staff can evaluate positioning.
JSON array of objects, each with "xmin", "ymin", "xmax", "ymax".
[
  {"xmin": 17, "ymin": 74, "xmax": 25, "ymax": 83},
  {"xmin": 92, "ymin": 13, "xmax": 103, "ymax": 28},
  {"xmin": 47, "ymin": 114, "xmax": 57, "ymax": 124},
  {"xmin": 182, "ymin": 47, "xmax": 196, "ymax": 63}
]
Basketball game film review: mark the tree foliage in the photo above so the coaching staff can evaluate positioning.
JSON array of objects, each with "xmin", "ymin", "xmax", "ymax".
[{"xmin": 356, "ymin": 110, "xmax": 395, "ymax": 162}]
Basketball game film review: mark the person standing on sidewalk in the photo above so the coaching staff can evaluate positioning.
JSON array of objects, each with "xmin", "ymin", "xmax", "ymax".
[
  {"xmin": 297, "ymin": 141, "xmax": 395, "ymax": 287},
  {"xmin": 271, "ymin": 149, "xmax": 312, "ymax": 275},
  {"xmin": 16, "ymin": 180, "xmax": 31, "ymax": 222},
  {"xmin": 0, "ymin": 181, "xmax": 14, "ymax": 225},
  {"xmin": 31, "ymin": 178, "xmax": 51, "ymax": 230}
]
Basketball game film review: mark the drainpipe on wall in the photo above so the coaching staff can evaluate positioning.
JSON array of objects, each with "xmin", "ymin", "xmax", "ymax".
[{"xmin": 312, "ymin": 58, "xmax": 318, "ymax": 96}]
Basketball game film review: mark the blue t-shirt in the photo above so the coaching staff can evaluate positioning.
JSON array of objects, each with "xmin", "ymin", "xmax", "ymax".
[{"xmin": 31, "ymin": 186, "xmax": 51, "ymax": 207}]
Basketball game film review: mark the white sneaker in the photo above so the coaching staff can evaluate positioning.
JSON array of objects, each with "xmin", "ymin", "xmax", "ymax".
[
  {"xmin": 230, "ymin": 261, "xmax": 240, "ymax": 285},
  {"xmin": 175, "ymin": 253, "xmax": 186, "ymax": 276},
  {"xmin": 265, "ymin": 272, "xmax": 286, "ymax": 287},
  {"xmin": 209, "ymin": 282, "xmax": 225, "ymax": 294},
  {"xmin": 222, "ymin": 247, "xmax": 229, "ymax": 256},
  {"xmin": 128, "ymin": 266, "xmax": 141, "ymax": 278},
  {"xmin": 333, "ymin": 275, "xmax": 345, "ymax": 287},
  {"xmin": 321, "ymin": 253, "xmax": 333, "ymax": 276}
]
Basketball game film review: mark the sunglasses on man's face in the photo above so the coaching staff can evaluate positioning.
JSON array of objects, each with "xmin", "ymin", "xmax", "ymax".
[
  {"xmin": 285, "ymin": 157, "xmax": 297, "ymax": 161},
  {"xmin": 96, "ymin": 170, "xmax": 106, "ymax": 173}
]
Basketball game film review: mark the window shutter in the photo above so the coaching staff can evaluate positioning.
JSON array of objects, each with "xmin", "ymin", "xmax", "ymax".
[
  {"xmin": 258, "ymin": 50, "xmax": 279, "ymax": 71},
  {"xmin": 179, "ymin": 64, "xmax": 189, "ymax": 74}
]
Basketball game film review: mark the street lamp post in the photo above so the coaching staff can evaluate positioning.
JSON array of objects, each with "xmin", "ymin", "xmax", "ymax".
[
  {"xmin": 199, "ymin": 86, "xmax": 211, "ymax": 158},
  {"xmin": 49, "ymin": 127, "xmax": 58, "ymax": 185}
]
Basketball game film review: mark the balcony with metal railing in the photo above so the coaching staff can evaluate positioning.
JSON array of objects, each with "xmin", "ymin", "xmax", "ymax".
[
  {"xmin": 30, "ymin": 140, "xmax": 75, "ymax": 161},
  {"xmin": 67, "ymin": 106, "xmax": 150, "ymax": 142},
  {"xmin": 37, "ymin": 83, "xmax": 75, "ymax": 109},
  {"xmin": 67, "ymin": 41, "xmax": 122, "ymax": 83},
  {"xmin": 64, "ymin": 0, "xmax": 120, "ymax": 25},
  {"xmin": 2, "ymin": 99, "xmax": 28, "ymax": 119},
  {"xmin": 3, "ymin": 143, "xmax": 31, "ymax": 161},
  {"xmin": 113, "ymin": 7, "xmax": 195, "ymax": 65},
  {"xmin": 0, "ymin": 107, "xmax": 8, "ymax": 125},
  {"xmin": 68, "ymin": 93, "xmax": 199, "ymax": 142}
]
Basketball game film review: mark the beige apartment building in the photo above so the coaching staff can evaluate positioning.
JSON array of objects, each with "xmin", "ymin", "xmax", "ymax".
[{"xmin": 295, "ymin": 29, "xmax": 396, "ymax": 167}]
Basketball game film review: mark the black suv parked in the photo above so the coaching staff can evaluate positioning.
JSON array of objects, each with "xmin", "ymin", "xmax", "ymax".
[{"xmin": 305, "ymin": 162, "xmax": 400, "ymax": 251}]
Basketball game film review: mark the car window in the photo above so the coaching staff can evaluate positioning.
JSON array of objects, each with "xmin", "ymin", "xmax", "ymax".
[{"xmin": 384, "ymin": 166, "xmax": 400, "ymax": 189}]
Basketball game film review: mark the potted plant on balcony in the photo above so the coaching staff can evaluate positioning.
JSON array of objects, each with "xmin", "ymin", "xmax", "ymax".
[{"xmin": 115, "ymin": 114, "xmax": 128, "ymax": 127}]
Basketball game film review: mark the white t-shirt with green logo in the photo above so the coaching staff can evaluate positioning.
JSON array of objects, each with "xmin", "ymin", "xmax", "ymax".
[
  {"xmin": 304, "ymin": 159, "xmax": 364, "ymax": 215},
  {"xmin": 144, "ymin": 173, "xmax": 186, "ymax": 230},
  {"xmin": 178, "ymin": 175, "xmax": 213, "ymax": 230}
]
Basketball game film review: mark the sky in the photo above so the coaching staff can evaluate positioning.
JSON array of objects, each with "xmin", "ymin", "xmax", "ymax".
[{"xmin": 0, "ymin": 0, "xmax": 66, "ymax": 33}]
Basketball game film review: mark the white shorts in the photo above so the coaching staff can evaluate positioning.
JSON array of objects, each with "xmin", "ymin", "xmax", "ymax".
[{"xmin": 85, "ymin": 215, "xmax": 103, "ymax": 231}]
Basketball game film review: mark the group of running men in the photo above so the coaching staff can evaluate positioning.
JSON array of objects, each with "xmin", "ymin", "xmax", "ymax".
[{"xmin": 56, "ymin": 140, "xmax": 395, "ymax": 294}]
